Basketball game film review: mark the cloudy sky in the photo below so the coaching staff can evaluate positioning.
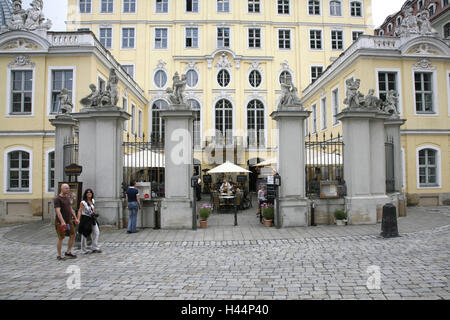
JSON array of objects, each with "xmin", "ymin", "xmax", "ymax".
[{"xmin": 24, "ymin": 0, "xmax": 407, "ymax": 31}]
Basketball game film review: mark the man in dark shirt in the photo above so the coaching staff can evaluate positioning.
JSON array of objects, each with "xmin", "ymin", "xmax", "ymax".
[{"xmin": 54, "ymin": 183, "xmax": 79, "ymax": 260}]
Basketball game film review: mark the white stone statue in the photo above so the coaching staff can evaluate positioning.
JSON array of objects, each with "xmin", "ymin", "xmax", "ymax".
[
  {"xmin": 343, "ymin": 78, "xmax": 365, "ymax": 109},
  {"xmin": 80, "ymin": 84, "xmax": 101, "ymax": 108},
  {"xmin": 364, "ymin": 89, "xmax": 382, "ymax": 109},
  {"xmin": 108, "ymin": 68, "xmax": 119, "ymax": 106},
  {"xmin": 383, "ymin": 90, "xmax": 400, "ymax": 116},
  {"xmin": 399, "ymin": 7, "xmax": 420, "ymax": 37},
  {"xmin": 417, "ymin": 9, "xmax": 438, "ymax": 35},
  {"xmin": 166, "ymin": 72, "xmax": 187, "ymax": 105},
  {"xmin": 58, "ymin": 88, "xmax": 73, "ymax": 114},
  {"xmin": 7, "ymin": 0, "xmax": 26, "ymax": 30},
  {"xmin": 279, "ymin": 79, "xmax": 302, "ymax": 109},
  {"xmin": 5, "ymin": 0, "xmax": 52, "ymax": 32}
]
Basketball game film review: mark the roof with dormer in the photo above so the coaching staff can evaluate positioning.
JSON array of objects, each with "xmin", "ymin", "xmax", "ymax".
[{"xmin": 0, "ymin": 0, "xmax": 12, "ymax": 27}]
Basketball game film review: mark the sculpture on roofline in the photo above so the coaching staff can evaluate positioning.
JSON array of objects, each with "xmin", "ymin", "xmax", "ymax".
[
  {"xmin": 417, "ymin": 9, "xmax": 438, "ymax": 36},
  {"xmin": 279, "ymin": 79, "xmax": 302, "ymax": 110},
  {"xmin": 5, "ymin": 0, "xmax": 52, "ymax": 32},
  {"xmin": 7, "ymin": 0, "xmax": 26, "ymax": 30},
  {"xmin": 399, "ymin": 7, "xmax": 420, "ymax": 37}
]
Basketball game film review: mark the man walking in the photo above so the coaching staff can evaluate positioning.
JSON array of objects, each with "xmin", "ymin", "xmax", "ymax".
[{"xmin": 54, "ymin": 183, "xmax": 79, "ymax": 260}]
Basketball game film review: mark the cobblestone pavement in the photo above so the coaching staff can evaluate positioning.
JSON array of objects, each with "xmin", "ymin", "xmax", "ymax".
[{"xmin": 0, "ymin": 206, "xmax": 449, "ymax": 300}]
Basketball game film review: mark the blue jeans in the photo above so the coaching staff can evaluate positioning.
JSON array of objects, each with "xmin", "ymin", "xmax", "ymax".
[{"xmin": 127, "ymin": 201, "xmax": 139, "ymax": 233}]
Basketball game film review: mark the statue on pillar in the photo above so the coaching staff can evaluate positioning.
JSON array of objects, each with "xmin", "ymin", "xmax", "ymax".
[
  {"xmin": 80, "ymin": 84, "xmax": 101, "ymax": 108},
  {"xmin": 343, "ymin": 78, "xmax": 365, "ymax": 109},
  {"xmin": 58, "ymin": 88, "xmax": 73, "ymax": 114},
  {"xmin": 382, "ymin": 90, "xmax": 400, "ymax": 117},
  {"xmin": 107, "ymin": 68, "xmax": 119, "ymax": 106},
  {"xmin": 166, "ymin": 72, "xmax": 187, "ymax": 105},
  {"xmin": 279, "ymin": 79, "xmax": 303, "ymax": 110},
  {"xmin": 364, "ymin": 89, "xmax": 382, "ymax": 110}
]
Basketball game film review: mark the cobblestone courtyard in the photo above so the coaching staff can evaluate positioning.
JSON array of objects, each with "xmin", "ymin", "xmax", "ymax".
[{"xmin": 0, "ymin": 206, "xmax": 449, "ymax": 300}]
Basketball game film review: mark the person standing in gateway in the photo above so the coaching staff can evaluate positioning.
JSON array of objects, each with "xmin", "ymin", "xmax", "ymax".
[
  {"xmin": 126, "ymin": 181, "xmax": 141, "ymax": 234},
  {"xmin": 54, "ymin": 183, "xmax": 79, "ymax": 260}
]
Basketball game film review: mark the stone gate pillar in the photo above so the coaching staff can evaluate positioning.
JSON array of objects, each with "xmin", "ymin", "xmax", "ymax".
[
  {"xmin": 336, "ymin": 110, "xmax": 390, "ymax": 224},
  {"xmin": 72, "ymin": 107, "xmax": 129, "ymax": 227},
  {"xmin": 160, "ymin": 104, "xmax": 195, "ymax": 229},
  {"xmin": 271, "ymin": 106, "xmax": 311, "ymax": 227},
  {"xmin": 49, "ymin": 115, "xmax": 78, "ymax": 194}
]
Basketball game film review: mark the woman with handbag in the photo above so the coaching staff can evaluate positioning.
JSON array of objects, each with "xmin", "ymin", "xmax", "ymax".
[{"xmin": 77, "ymin": 189, "xmax": 102, "ymax": 254}]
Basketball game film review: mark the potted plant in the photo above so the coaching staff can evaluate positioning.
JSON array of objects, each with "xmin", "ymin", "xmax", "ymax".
[
  {"xmin": 199, "ymin": 204, "xmax": 213, "ymax": 228},
  {"xmin": 334, "ymin": 209, "xmax": 347, "ymax": 226},
  {"xmin": 262, "ymin": 203, "xmax": 275, "ymax": 227}
]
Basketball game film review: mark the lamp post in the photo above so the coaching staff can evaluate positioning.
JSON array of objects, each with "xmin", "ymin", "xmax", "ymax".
[
  {"xmin": 191, "ymin": 175, "xmax": 198, "ymax": 230},
  {"xmin": 273, "ymin": 173, "xmax": 281, "ymax": 229}
]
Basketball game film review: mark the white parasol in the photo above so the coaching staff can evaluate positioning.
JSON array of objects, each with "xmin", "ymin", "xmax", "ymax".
[{"xmin": 208, "ymin": 161, "xmax": 251, "ymax": 174}]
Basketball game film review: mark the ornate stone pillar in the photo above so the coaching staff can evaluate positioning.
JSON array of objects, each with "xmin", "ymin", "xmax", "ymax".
[
  {"xmin": 159, "ymin": 105, "xmax": 195, "ymax": 229},
  {"xmin": 271, "ymin": 106, "xmax": 311, "ymax": 227}
]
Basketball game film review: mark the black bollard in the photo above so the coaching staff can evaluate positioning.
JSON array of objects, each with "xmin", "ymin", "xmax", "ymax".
[{"xmin": 380, "ymin": 203, "xmax": 399, "ymax": 238}]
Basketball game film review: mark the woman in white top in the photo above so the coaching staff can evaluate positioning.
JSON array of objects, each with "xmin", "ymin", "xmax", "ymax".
[{"xmin": 77, "ymin": 189, "xmax": 102, "ymax": 254}]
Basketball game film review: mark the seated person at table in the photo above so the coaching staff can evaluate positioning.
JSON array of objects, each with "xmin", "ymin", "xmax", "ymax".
[{"xmin": 220, "ymin": 180, "xmax": 232, "ymax": 193}]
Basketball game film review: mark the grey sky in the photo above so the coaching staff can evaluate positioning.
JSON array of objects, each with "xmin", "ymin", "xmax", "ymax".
[{"xmin": 26, "ymin": 0, "xmax": 407, "ymax": 32}]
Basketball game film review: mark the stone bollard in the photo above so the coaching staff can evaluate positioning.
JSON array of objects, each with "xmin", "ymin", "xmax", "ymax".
[{"xmin": 380, "ymin": 203, "xmax": 399, "ymax": 238}]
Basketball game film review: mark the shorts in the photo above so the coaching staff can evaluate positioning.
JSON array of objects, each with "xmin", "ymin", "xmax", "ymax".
[{"xmin": 55, "ymin": 220, "xmax": 76, "ymax": 240}]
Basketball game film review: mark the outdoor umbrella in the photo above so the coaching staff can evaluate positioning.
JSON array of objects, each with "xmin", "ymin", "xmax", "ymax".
[{"xmin": 208, "ymin": 161, "xmax": 251, "ymax": 174}]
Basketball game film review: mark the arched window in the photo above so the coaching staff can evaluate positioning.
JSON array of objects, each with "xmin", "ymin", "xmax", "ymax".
[
  {"xmin": 217, "ymin": 69, "xmax": 231, "ymax": 87},
  {"xmin": 418, "ymin": 148, "xmax": 440, "ymax": 187},
  {"xmin": 350, "ymin": 1, "xmax": 362, "ymax": 17},
  {"xmin": 187, "ymin": 99, "xmax": 201, "ymax": 148},
  {"xmin": 279, "ymin": 70, "xmax": 292, "ymax": 85},
  {"xmin": 186, "ymin": 69, "xmax": 199, "ymax": 88},
  {"xmin": 7, "ymin": 150, "xmax": 30, "ymax": 192},
  {"xmin": 379, "ymin": 29, "xmax": 384, "ymax": 36},
  {"xmin": 396, "ymin": 16, "xmax": 403, "ymax": 26},
  {"xmin": 215, "ymin": 99, "xmax": 233, "ymax": 141},
  {"xmin": 249, "ymin": 70, "xmax": 262, "ymax": 88},
  {"xmin": 151, "ymin": 100, "xmax": 168, "ymax": 143},
  {"xmin": 329, "ymin": 0, "xmax": 341, "ymax": 16},
  {"xmin": 444, "ymin": 22, "xmax": 450, "ymax": 38},
  {"xmin": 247, "ymin": 99, "xmax": 265, "ymax": 147},
  {"xmin": 154, "ymin": 70, "xmax": 168, "ymax": 89},
  {"xmin": 388, "ymin": 23, "xmax": 393, "ymax": 33}
]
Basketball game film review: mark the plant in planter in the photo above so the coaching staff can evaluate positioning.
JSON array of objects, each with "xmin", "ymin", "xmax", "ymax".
[
  {"xmin": 262, "ymin": 203, "xmax": 275, "ymax": 227},
  {"xmin": 334, "ymin": 209, "xmax": 347, "ymax": 226},
  {"xmin": 199, "ymin": 204, "xmax": 213, "ymax": 228}
]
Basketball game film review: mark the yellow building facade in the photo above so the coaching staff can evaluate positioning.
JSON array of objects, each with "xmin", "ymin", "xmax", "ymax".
[
  {"xmin": 0, "ymin": 28, "xmax": 148, "ymax": 223},
  {"xmin": 301, "ymin": 34, "xmax": 450, "ymax": 206}
]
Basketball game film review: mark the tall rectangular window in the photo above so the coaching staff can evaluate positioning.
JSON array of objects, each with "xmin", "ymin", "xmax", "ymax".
[
  {"xmin": 248, "ymin": 0, "xmax": 260, "ymax": 13},
  {"xmin": 308, "ymin": 0, "xmax": 320, "ymax": 15},
  {"xmin": 131, "ymin": 104, "xmax": 136, "ymax": 135},
  {"xmin": 331, "ymin": 30, "xmax": 343, "ymax": 50},
  {"xmin": 123, "ymin": 97, "xmax": 128, "ymax": 131},
  {"xmin": 378, "ymin": 72, "xmax": 397, "ymax": 102},
  {"xmin": 248, "ymin": 28, "xmax": 261, "ymax": 48},
  {"xmin": 79, "ymin": 0, "xmax": 92, "ymax": 13},
  {"xmin": 330, "ymin": 0, "xmax": 342, "ymax": 16},
  {"xmin": 99, "ymin": 27, "xmax": 112, "ymax": 48},
  {"xmin": 11, "ymin": 70, "xmax": 33, "ymax": 114},
  {"xmin": 217, "ymin": 27, "xmax": 230, "ymax": 48},
  {"xmin": 332, "ymin": 88, "xmax": 339, "ymax": 125},
  {"xmin": 51, "ymin": 70, "xmax": 73, "ymax": 114},
  {"xmin": 352, "ymin": 31, "xmax": 363, "ymax": 41},
  {"xmin": 138, "ymin": 109, "xmax": 143, "ymax": 138},
  {"xmin": 217, "ymin": 0, "xmax": 230, "ymax": 13},
  {"xmin": 186, "ymin": 0, "xmax": 199, "ymax": 12},
  {"xmin": 310, "ymin": 30, "xmax": 322, "ymax": 49},
  {"xmin": 350, "ymin": 1, "xmax": 362, "ymax": 17},
  {"xmin": 185, "ymin": 27, "xmax": 199, "ymax": 48},
  {"xmin": 419, "ymin": 149, "xmax": 438, "ymax": 186},
  {"xmin": 156, "ymin": 0, "xmax": 168, "ymax": 13},
  {"xmin": 123, "ymin": 0, "xmax": 136, "ymax": 13},
  {"xmin": 415, "ymin": 72, "xmax": 434, "ymax": 113},
  {"xmin": 311, "ymin": 66, "xmax": 323, "ymax": 83},
  {"xmin": 312, "ymin": 105, "xmax": 317, "ymax": 133},
  {"xmin": 321, "ymin": 97, "xmax": 327, "ymax": 130},
  {"xmin": 7, "ymin": 151, "xmax": 30, "ymax": 192},
  {"xmin": 101, "ymin": 0, "xmax": 114, "ymax": 13},
  {"xmin": 278, "ymin": 29, "xmax": 291, "ymax": 49},
  {"xmin": 122, "ymin": 27, "xmax": 135, "ymax": 48},
  {"xmin": 48, "ymin": 151, "xmax": 55, "ymax": 192},
  {"xmin": 278, "ymin": 0, "xmax": 290, "ymax": 14},
  {"xmin": 155, "ymin": 28, "xmax": 168, "ymax": 49},
  {"xmin": 122, "ymin": 65, "xmax": 135, "ymax": 79}
]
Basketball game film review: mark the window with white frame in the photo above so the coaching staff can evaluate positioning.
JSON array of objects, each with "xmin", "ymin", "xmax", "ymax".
[
  {"xmin": 122, "ymin": 27, "xmax": 135, "ymax": 48},
  {"xmin": 418, "ymin": 148, "xmax": 439, "ymax": 187},
  {"xmin": 79, "ymin": 0, "xmax": 92, "ymax": 13},
  {"xmin": 350, "ymin": 1, "xmax": 362, "ymax": 17},
  {"xmin": 279, "ymin": 70, "xmax": 292, "ymax": 85},
  {"xmin": 122, "ymin": 64, "xmax": 135, "ymax": 79},
  {"xmin": 352, "ymin": 31, "xmax": 363, "ymax": 41},
  {"xmin": 331, "ymin": 30, "xmax": 343, "ymax": 49},
  {"xmin": 155, "ymin": 28, "xmax": 168, "ymax": 49},
  {"xmin": 50, "ymin": 70, "xmax": 73, "ymax": 114},
  {"xmin": 186, "ymin": 0, "xmax": 199, "ymax": 12},
  {"xmin": 308, "ymin": 0, "xmax": 320, "ymax": 15},
  {"xmin": 310, "ymin": 29, "xmax": 322, "ymax": 49},
  {"xmin": 332, "ymin": 88, "xmax": 339, "ymax": 125},
  {"xmin": 152, "ymin": 100, "xmax": 167, "ymax": 142},
  {"xmin": 311, "ymin": 66, "xmax": 323, "ymax": 83},
  {"xmin": 156, "ymin": 0, "xmax": 168, "ymax": 13},
  {"xmin": 378, "ymin": 29, "xmax": 384, "ymax": 36},
  {"xmin": 388, "ymin": 23, "xmax": 393, "ymax": 33},
  {"xmin": 7, "ymin": 150, "xmax": 30, "ymax": 192},
  {"xmin": 444, "ymin": 22, "xmax": 450, "ymax": 38},
  {"xmin": 249, "ymin": 70, "xmax": 262, "ymax": 88},
  {"xmin": 378, "ymin": 71, "xmax": 397, "ymax": 102},
  {"xmin": 248, "ymin": 28, "xmax": 261, "ymax": 48},
  {"xmin": 186, "ymin": 69, "xmax": 199, "ymax": 87},
  {"xmin": 329, "ymin": 0, "xmax": 341, "ymax": 16},
  {"xmin": 247, "ymin": 99, "xmax": 265, "ymax": 147},
  {"xmin": 185, "ymin": 27, "xmax": 199, "ymax": 48},
  {"xmin": 47, "ymin": 151, "xmax": 55, "ymax": 192},
  {"xmin": 417, "ymin": 0, "xmax": 424, "ymax": 9},
  {"xmin": 278, "ymin": 29, "xmax": 291, "ymax": 49},
  {"xmin": 99, "ymin": 27, "xmax": 112, "ymax": 48},
  {"xmin": 217, "ymin": 69, "xmax": 231, "ymax": 87},
  {"xmin": 217, "ymin": 27, "xmax": 230, "ymax": 48},
  {"xmin": 187, "ymin": 99, "xmax": 201, "ymax": 148},
  {"xmin": 396, "ymin": 16, "xmax": 403, "ymax": 26},
  {"xmin": 138, "ymin": 109, "xmax": 143, "ymax": 138},
  {"xmin": 320, "ymin": 96, "xmax": 327, "ymax": 130},
  {"xmin": 428, "ymin": 4, "xmax": 436, "ymax": 16},
  {"xmin": 312, "ymin": 104, "xmax": 317, "ymax": 133},
  {"xmin": 217, "ymin": 0, "xmax": 230, "ymax": 13},
  {"xmin": 215, "ymin": 99, "xmax": 233, "ymax": 140},
  {"xmin": 154, "ymin": 70, "xmax": 167, "ymax": 88},
  {"xmin": 10, "ymin": 70, "xmax": 33, "ymax": 114},
  {"xmin": 248, "ymin": 0, "xmax": 261, "ymax": 13},
  {"xmin": 123, "ymin": 96, "xmax": 128, "ymax": 131},
  {"xmin": 101, "ymin": 0, "xmax": 114, "ymax": 13},
  {"xmin": 278, "ymin": 0, "xmax": 290, "ymax": 14},
  {"xmin": 414, "ymin": 72, "xmax": 434, "ymax": 113},
  {"xmin": 131, "ymin": 104, "xmax": 136, "ymax": 135},
  {"xmin": 98, "ymin": 77, "xmax": 106, "ymax": 91},
  {"xmin": 123, "ymin": 0, "xmax": 136, "ymax": 13}
]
